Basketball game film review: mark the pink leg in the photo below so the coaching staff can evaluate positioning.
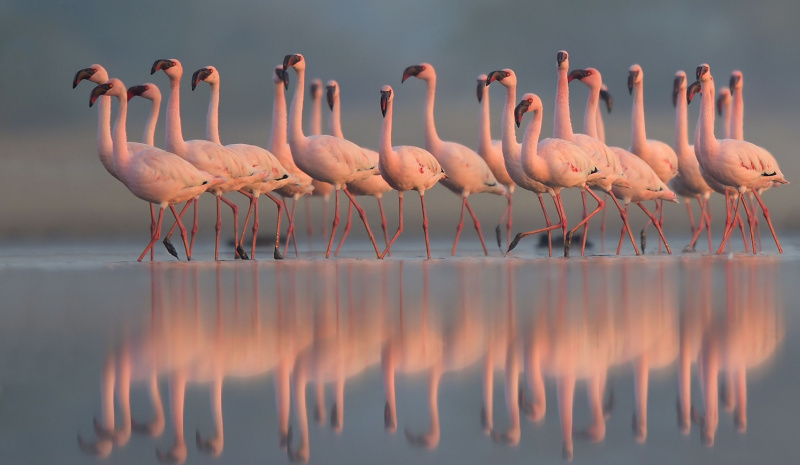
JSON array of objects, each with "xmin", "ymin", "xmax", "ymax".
[
  {"xmin": 495, "ymin": 193, "xmax": 513, "ymax": 250},
  {"xmin": 616, "ymin": 203, "xmax": 630, "ymax": 255},
  {"xmin": 451, "ymin": 197, "xmax": 467, "ymax": 256},
  {"xmin": 380, "ymin": 193, "xmax": 404, "ymax": 259},
  {"xmin": 685, "ymin": 199, "xmax": 696, "ymax": 235},
  {"xmin": 377, "ymin": 197, "xmax": 391, "ymax": 257},
  {"xmin": 580, "ymin": 190, "xmax": 589, "ymax": 256},
  {"xmin": 507, "ymin": 195, "xmax": 563, "ymax": 255},
  {"xmin": 506, "ymin": 194, "xmax": 513, "ymax": 251},
  {"xmin": 636, "ymin": 201, "xmax": 671, "ymax": 254},
  {"xmin": 322, "ymin": 195, "xmax": 330, "ymax": 239},
  {"xmin": 420, "ymin": 194, "xmax": 431, "ymax": 259},
  {"xmin": 214, "ymin": 195, "xmax": 222, "ymax": 261},
  {"xmin": 150, "ymin": 204, "xmax": 156, "ymax": 261},
  {"xmin": 717, "ymin": 194, "xmax": 743, "ymax": 254},
  {"xmin": 740, "ymin": 194, "xmax": 757, "ymax": 254},
  {"xmin": 688, "ymin": 197, "xmax": 708, "ymax": 251},
  {"xmin": 169, "ymin": 205, "xmax": 189, "ymax": 260},
  {"xmin": 265, "ymin": 193, "xmax": 284, "ymax": 260},
  {"xmin": 600, "ymin": 193, "xmax": 607, "ymax": 253},
  {"xmin": 188, "ymin": 198, "xmax": 199, "ymax": 260},
  {"xmin": 752, "ymin": 190, "xmax": 783, "ymax": 253},
  {"xmin": 138, "ymin": 208, "xmax": 164, "ymax": 262},
  {"xmin": 538, "ymin": 194, "xmax": 554, "ymax": 257},
  {"xmin": 334, "ymin": 201, "xmax": 353, "ymax": 256},
  {"xmin": 702, "ymin": 196, "xmax": 713, "ymax": 253},
  {"xmin": 565, "ymin": 187, "xmax": 604, "ymax": 257},
  {"xmin": 325, "ymin": 190, "xmax": 341, "ymax": 259},
  {"xmin": 305, "ymin": 195, "xmax": 313, "ymax": 251},
  {"xmin": 464, "ymin": 198, "xmax": 489, "ymax": 256},
  {"xmin": 239, "ymin": 191, "xmax": 256, "ymax": 254},
  {"xmin": 658, "ymin": 199, "xmax": 664, "ymax": 253},
  {"xmin": 610, "ymin": 192, "xmax": 639, "ymax": 255},
  {"xmin": 161, "ymin": 200, "xmax": 193, "ymax": 260},
  {"xmin": 283, "ymin": 197, "xmax": 300, "ymax": 258},
  {"xmin": 342, "ymin": 188, "xmax": 382, "ymax": 258},
  {"xmin": 220, "ymin": 195, "xmax": 244, "ymax": 259}
]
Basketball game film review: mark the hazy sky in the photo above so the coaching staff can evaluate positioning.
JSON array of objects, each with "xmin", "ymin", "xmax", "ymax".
[{"xmin": 2, "ymin": 0, "xmax": 799, "ymax": 241}]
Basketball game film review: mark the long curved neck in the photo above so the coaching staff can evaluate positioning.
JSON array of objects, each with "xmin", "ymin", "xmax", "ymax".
[
  {"xmin": 288, "ymin": 68, "xmax": 307, "ymax": 148},
  {"xmin": 731, "ymin": 87, "xmax": 743, "ymax": 140},
  {"xmin": 269, "ymin": 83, "xmax": 288, "ymax": 155},
  {"xmin": 500, "ymin": 84, "xmax": 519, "ymax": 160},
  {"xmin": 142, "ymin": 95, "xmax": 160, "ymax": 146},
  {"xmin": 311, "ymin": 92, "xmax": 322, "ymax": 136},
  {"xmin": 596, "ymin": 106, "xmax": 606, "ymax": 144},
  {"xmin": 553, "ymin": 68, "xmax": 573, "ymax": 139},
  {"xmin": 721, "ymin": 101, "xmax": 732, "ymax": 139},
  {"xmin": 112, "ymin": 94, "xmax": 132, "ymax": 173},
  {"xmin": 379, "ymin": 101, "xmax": 393, "ymax": 157},
  {"xmin": 96, "ymin": 96, "xmax": 114, "ymax": 162},
  {"xmin": 423, "ymin": 77, "xmax": 442, "ymax": 153},
  {"xmin": 674, "ymin": 88, "xmax": 689, "ymax": 153},
  {"xmin": 205, "ymin": 82, "xmax": 221, "ymax": 144},
  {"xmin": 329, "ymin": 96, "xmax": 343, "ymax": 139},
  {"xmin": 697, "ymin": 80, "xmax": 720, "ymax": 156},
  {"xmin": 583, "ymin": 85, "xmax": 600, "ymax": 139},
  {"xmin": 165, "ymin": 77, "xmax": 187, "ymax": 155},
  {"xmin": 630, "ymin": 83, "xmax": 647, "ymax": 153},
  {"xmin": 521, "ymin": 109, "xmax": 545, "ymax": 178},
  {"xmin": 478, "ymin": 87, "xmax": 492, "ymax": 155}
]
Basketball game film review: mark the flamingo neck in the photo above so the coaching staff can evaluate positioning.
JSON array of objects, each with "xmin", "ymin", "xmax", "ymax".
[
  {"xmin": 95, "ymin": 95, "xmax": 117, "ymax": 177},
  {"xmin": 423, "ymin": 77, "xmax": 442, "ymax": 153},
  {"xmin": 165, "ymin": 77, "xmax": 187, "ymax": 155},
  {"xmin": 288, "ymin": 68, "xmax": 307, "ymax": 149},
  {"xmin": 721, "ymin": 101, "xmax": 732, "ymax": 139},
  {"xmin": 311, "ymin": 92, "xmax": 322, "ymax": 136},
  {"xmin": 697, "ymin": 80, "xmax": 720, "ymax": 156},
  {"xmin": 329, "ymin": 97, "xmax": 343, "ymax": 139},
  {"xmin": 521, "ymin": 108, "xmax": 545, "ymax": 179},
  {"xmin": 500, "ymin": 84, "xmax": 519, "ymax": 161},
  {"xmin": 674, "ymin": 88, "xmax": 690, "ymax": 155},
  {"xmin": 596, "ymin": 105, "xmax": 606, "ymax": 144},
  {"xmin": 142, "ymin": 95, "xmax": 160, "ymax": 146},
  {"xmin": 731, "ymin": 87, "xmax": 743, "ymax": 140},
  {"xmin": 268, "ymin": 83, "xmax": 289, "ymax": 159},
  {"xmin": 478, "ymin": 87, "xmax": 492, "ymax": 155},
  {"xmin": 379, "ymin": 101, "xmax": 394, "ymax": 158},
  {"xmin": 553, "ymin": 68, "xmax": 574, "ymax": 139},
  {"xmin": 205, "ymin": 81, "xmax": 222, "ymax": 144},
  {"xmin": 111, "ymin": 93, "xmax": 132, "ymax": 173},
  {"xmin": 583, "ymin": 85, "xmax": 600, "ymax": 139},
  {"xmin": 630, "ymin": 83, "xmax": 647, "ymax": 153}
]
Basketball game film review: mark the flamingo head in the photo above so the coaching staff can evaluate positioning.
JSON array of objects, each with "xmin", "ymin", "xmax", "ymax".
[
  {"xmin": 556, "ymin": 50, "xmax": 569, "ymax": 70},
  {"xmin": 627, "ymin": 64, "xmax": 643, "ymax": 94},
  {"xmin": 151, "ymin": 58, "xmax": 182, "ymax": 79},
  {"xmin": 380, "ymin": 85, "xmax": 393, "ymax": 117},
  {"xmin": 672, "ymin": 71, "xmax": 687, "ymax": 107},
  {"xmin": 283, "ymin": 53, "xmax": 305, "ymax": 72},
  {"xmin": 326, "ymin": 80, "xmax": 339, "ymax": 110},
  {"xmin": 696, "ymin": 63, "xmax": 711, "ymax": 82},
  {"xmin": 599, "ymin": 84, "xmax": 613, "ymax": 113},
  {"xmin": 716, "ymin": 87, "xmax": 731, "ymax": 115},
  {"xmin": 191, "ymin": 65, "xmax": 218, "ymax": 91},
  {"xmin": 401, "ymin": 63, "xmax": 433, "ymax": 83},
  {"xmin": 476, "ymin": 74, "xmax": 487, "ymax": 102},
  {"xmin": 73, "ymin": 64, "xmax": 108, "ymax": 88},
  {"xmin": 309, "ymin": 78, "xmax": 323, "ymax": 102},
  {"xmin": 89, "ymin": 78, "xmax": 125, "ymax": 107},
  {"xmin": 514, "ymin": 93, "xmax": 541, "ymax": 128},
  {"xmin": 486, "ymin": 68, "xmax": 516, "ymax": 89},
  {"xmin": 127, "ymin": 83, "xmax": 161, "ymax": 102},
  {"xmin": 273, "ymin": 66, "xmax": 289, "ymax": 89},
  {"xmin": 729, "ymin": 70, "xmax": 743, "ymax": 91}
]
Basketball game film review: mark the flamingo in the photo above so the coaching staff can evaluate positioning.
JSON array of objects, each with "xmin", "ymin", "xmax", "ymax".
[
  {"xmin": 377, "ymin": 85, "xmax": 446, "ymax": 259},
  {"xmin": 325, "ymin": 80, "xmax": 393, "ymax": 256},
  {"xmin": 566, "ymin": 64, "xmax": 642, "ymax": 255},
  {"xmin": 627, "ymin": 64, "xmax": 680, "ymax": 252},
  {"xmin": 151, "ymin": 58, "xmax": 270, "ymax": 260},
  {"xmin": 191, "ymin": 65, "xmax": 296, "ymax": 260},
  {"xmin": 402, "ymin": 63, "xmax": 507, "ymax": 256},
  {"xmin": 306, "ymin": 79, "xmax": 335, "ymax": 247},
  {"xmin": 687, "ymin": 64, "xmax": 788, "ymax": 254},
  {"xmin": 666, "ymin": 71, "xmax": 714, "ymax": 252},
  {"xmin": 88, "ymin": 79, "xmax": 225, "ymax": 261},
  {"xmin": 511, "ymin": 92, "xmax": 605, "ymax": 257},
  {"xmin": 484, "ymin": 69, "xmax": 558, "ymax": 257},
  {"xmin": 283, "ymin": 53, "xmax": 382, "ymax": 259},
  {"xmin": 476, "ymin": 74, "xmax": 516, "ymax": 249}
]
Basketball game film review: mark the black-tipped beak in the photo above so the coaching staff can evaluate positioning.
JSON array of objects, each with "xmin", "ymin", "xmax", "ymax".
[
  {"xmin": 567, "ymin": 69, "xmax": 590, "ymax": 83},
  {"xmin": 672, "ymin": 76, "xmax": 684, "ymax": 107},
  {"xmin": 127, "ymin": 85, "xmax": 148, "ymax": 102},
  {"xmin": 73, "ymin": 68, "xmax": 95, "ymax": 89},
  {"xmin": 696, "ymin": 65, "xmax": 709, "ymax": 81},
  {"xmin": 326, "ymin": 85, "xmax": 335, "ymax": 111},
  {"xmin": 401, "ymin": 65, "xmax": 423, "ymax": 83},
  {"xmin": 716, "ymin": 94, "xmax": 726, "ymax": 115},
  {"xmin": 283, "ymin": 54, "xmax": 301, "ymax": 71},
  {"xmin": 486, "ymin": 70, "xmax": 505, "ymax": 86},
  {"xmin": 90, "ymin": 83, "xmax": 113, "ymax": 107},
  {"xmin": 151, "ymin": 59, "xmax": 174, "ymax": 75},
  {"xmin": 277, "ymin": 69, "xmax": 289, "ymax": 90},
  {"xmin": 380, "ymin": 90, "xmax": 391, "ymax": 117},
  {"xmin": 729, "ymin": 74, "xmax": 740, "ymax": 89},
  {"xmin": 310, "ymin": 82, "xmax": 320, "ymax": 98},
  {"xmin": 476, "ymin": 79, "xmax": 485, "ymax": 103},
  {"xmin": 599, "ymin": 89, "xmax": 613, "ymax": 113},
  {"xmin": 556, "ymin": 51, "xmax": 567, "ymax": 66},
  {"xmin": 627, "ymin": 70, "xmax": 639, "ymax": 95},
  {"xmin": 687, "ymin": 81, "xmax": 701, "ymax": 105},
  {"xmin": 514, "ymin": 99, "xmax": 531, "ymax": 128},
  {"xmin": 191, "ymin": 68, "xmax": 212, "ymax": 91}
]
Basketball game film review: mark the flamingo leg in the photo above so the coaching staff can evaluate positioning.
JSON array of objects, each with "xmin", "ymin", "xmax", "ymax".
[
  {"xmin": 342, "ymin": 188, "xmax": 382, "ymax": 259},
  {"xmin": 220, "ymin": 195, "xmax": 246, "ymax": 259},
  {"xmin": 451, "ymin": 197, "xmax": 467, "ymax": 256},
  {"xmin": 325, "ymin": 189, "xmax": 341, "ymax": 259},
  {"xmin": 138, "ymin": 207, "xmax": 164, "ymax": 262},
  {"xmin": 188, "ymin": 199, "xmax": 199, "ymax": 260},
  {"xmin": 169, "ymin": 205, "xmax": 189, "ymax": 260},
  {"xmin": 538, "ymin": 194, "xmax": 554, "ymax": 257},
  {"xmin": 214, "ymin": 195, "xmax": 222, "ymax": 261},
  {"xmin": 283, "ymin": 197, "xmax": 300, "ymax": 258},
  {"xmin": 600, "ymin": 193, "xmax": 607, "ymax": 253},
  {"xmin": 740, "ymin": 192, "xmax": 757, "ymax": 254},
  {"xmin": 507, "ymin": 195, "xmax": 563, "ymax": 255},
  {"xmin": 495, "ymin": 193, "xmax": 513, "ymax": 250},
  {"xmin": 265, "ymin": 193, "xmax": 284, "ymax": 260},
  {"xmin": 752, "ymin": 190, "xmax": 783, "ymax": 253},
  {"xmin": 702, "ymin": 195, "xmax": 713, "ymax": 253},
  {"xmin": 565, "ymin": 187, "xmax": 604, "ymax": 257},
  {"xmin": 420, "ymin": 193, "xmax": 431, "ymax": 259},
  {"xmin": 162, "ymin": 200, "xmax": 193, "ymax": 260},
  {"xmin": 717, "ymin": 193, "xmax": 743, "ymax": 254},
  {"xmin": 495, "ymin": 197, "xmax": 508, "ymax": 249},
  {"xmin": 380, "ymin": 193, "xmax": 403, "ymax": 259},
  {"xmin": 617, "ymin": 203, "xmax": 630, "ymax": 255},
  {"xmin": 580, "ymin": 190, "xmax": 589, "ymax": 256},
  {"xmin": 150, "ymin": 204, "xmax": 156, "ymax": 261},
  {"xmin": 305, "ymin": 195, "xmax": 313, "ymax": 251},
  {"xmin": 464, "ymin": 198, "xmax": 489, "ymax": 256},
  {"xmin": 334, "ymin": 200, "xmax": 353, "ymax": 256},
  {"xmin": 239, "ymin": 191, "xmax": 256, "ymax": 255},
  {"xmin": 506, "ymin": 193, "xmax": 513, "ymax": 251},
  {"xmin": 636, "ymin": 201, "xmax": 671, "ymax": 254},
  {"xmin": 688, "ymin": 197, "xmax": 708, "ymax": 252},
  {"xmin": 685, "ymin": 199, "xmax": 696, "ymax": 235},
  {"xmin": 322, "ymin": 195, "xmax": 330, "ymax": 240},
  {"xmin": 377, "ymin": 197, "xmax": 391, "ymax": 257},
  {"xmin": 658, "ymin": 199, "xmax": 664, "ymax": 253},
  {"xmin": 610, "ymin": 192, "xmax": 639, "ymax": 255}
]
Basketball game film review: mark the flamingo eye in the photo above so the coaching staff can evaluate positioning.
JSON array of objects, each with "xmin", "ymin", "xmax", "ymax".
[
  {"xmin": 527, "ymin": 98, "xmax": 533, "ymax": 103},
  {"xmin": 505, "ymin": 72, "xmax": 510, "ymax": 77},
  {"xmin": 108, "ymin": 83, "xmax": 113, "ymax": 88},
  {"xmin": 170, "ymin": 61, "xmax": 176, "ymax": 66},
  {"xmin": 421, "ymin": 66, "xmax": 426, "ymax": 71}
]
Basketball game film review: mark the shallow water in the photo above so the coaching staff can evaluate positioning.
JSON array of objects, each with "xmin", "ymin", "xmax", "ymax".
[{"xmin": 0, "ymin": 242, "xmax": 798, "ymax": 464}]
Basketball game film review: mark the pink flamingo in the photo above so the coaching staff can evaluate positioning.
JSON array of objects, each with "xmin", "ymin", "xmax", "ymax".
[
  {"xmin": 377, "ymin": 85, "xmax": 446, "ymax": 259},
  {"xmin": 511, "ymin": 92, "xmax": 605, "ymax": 257},
  {"xmin": 89, "ymin": 79, "xmax": 225, "ymax": 261},
  {"xmin": 325, "ymin": 80, "xmax": 393, "ymax": 256},
  {"xmin": 402, "ymin": 63, "xmax": 506, "ymax": 256},
  {"xmin": 476, "ymin": 74, "xmax": 516, "ymax": 249},
  {"xmin": 283, "ymin": 53, "xmax": 382, "ymax": 258},
  {"xmin": 191, "ymin": 65, "xmax": 296, "ymax": 260},
  {"xmin": 484, "ymin": 68, "xmax": 558, "ymax": 256},
  {"xmin": 306, "ymin": 79, "xmax": 335, "ymax": 247},
  {"xmin": 687, "ymin": 64, "xmax": 788, "ymax": 253},
  {"xmin": 151, "ymin": 59, "xmax": 270, "ymax": 260}
]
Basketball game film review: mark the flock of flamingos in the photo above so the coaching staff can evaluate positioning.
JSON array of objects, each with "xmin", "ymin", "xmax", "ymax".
[
  {"xmin": 73, "ymin": 50, "xmax": 789, "ymax": 261},
  {"xmin": 75, "ymin": 260, "xmax": 782, "ymax": 462}
]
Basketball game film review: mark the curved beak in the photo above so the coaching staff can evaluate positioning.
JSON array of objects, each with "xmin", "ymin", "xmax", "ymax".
[
  {"xmin": 567, "ymin": 69, "xmax": 590, "ymax": 83},
  {"xmin": 276, "ymin": 69, "xmax": 289, "ymax": 90},
  {"xmin": 326, "ymin": 85, "xmax": 335, "ymax": 111},
  {"xmin": 514, "ymin": 100, "xmax": 530, "ymax": 128},
  {"xmin": 556, "ymin": 51, "xmax": 567, "ymax": 66},
  {"xmin": 672, "ymin": 76, "xmax": 683, "ymax": 107},
  {"xmin": 127, "ymin": 85, "xmax": 148, "ymax": 102},
  {"xmin": 627, "ymin": 70, "xmax": 639, "ymax": 95},
  {"xmin": 687, "ymin": 81, "xmax": 701, "ymax": 105},
  {"xmin": 486, "ymin": 70, "xmax": 504, "ymax": 86},
  {"xmin": 476, "ymin": 79, "xmax": 485, "ymax": 103},
  {"xmin": 695, "ymin": 65, "xmax": 708, "ymax": 81},
  {"xmin": 599, "ymin": 89, "xmax": 613, "ymax": 113},
  {"xmin": 90, "ymin": 83, "xmax": 113, "ymax": 107},
  {"xmin": 283, "ymin": 54, "xmax": 301, "ymax": 71},
  {"xmin": 729, "ymin": 73, "xmax": 741, "ymax": 89},
  {"xmin": 73, "ymin": 68, "xmax": 95, "ymax": 88},
  {"xmin": 380, "ymin": 90, "xmax": 391, "ymax": 117},
  {"xmin": 151, "ymin": 59, "xmax": 173, "ymax": 75},
  {"xmin": 191, "ymin": 68, "xmax": 212, "ymax": 91},
  {"xmin": 716, "ymin": 94, "xmax": 726, "ymax": 115},
  {"xmin": 401, "ymin": 65, "xmax": 423, "ymax": 83}
]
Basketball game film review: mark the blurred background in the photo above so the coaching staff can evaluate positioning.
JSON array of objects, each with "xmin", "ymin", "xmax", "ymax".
[{"xmin": 2, "ymin": 0, "xmax": 798, "ymax": 243}]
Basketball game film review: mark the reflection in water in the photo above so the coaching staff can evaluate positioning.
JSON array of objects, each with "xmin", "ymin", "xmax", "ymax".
[{"xmin": 77, "ymin": 258, "xmax": 782, "ymax": 462}]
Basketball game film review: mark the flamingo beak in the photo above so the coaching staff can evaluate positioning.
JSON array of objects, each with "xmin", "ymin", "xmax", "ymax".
[
  {"xmin": 729, "ymin": 74, "xmax": 741, "ymax": 89},
  {"xmin": 687, "ymin": 81, "xmax": 701, "ymax": 105},
  {"xmin": 599, "ymin": 89, "xmax": 613, "ymax": 113},
  {"xmin": 696, "ymin": 65, "xmax": 709, "ymax": 81},
  {"xmin": 514, "ymin": 100, "xmax": 531, "ymax": 128},
  {"xmin": 283, "ymin": 54, "xmax": 301, "ymax": 71},
  {"xmin": 73, "ymin": 68, "xmax": 95, "ymax": 88},
  {"xmin": 127, "ymin": 85, "xmax": 148, "ymax": 102},
  {"xmin": 627, "ymin": 70, "xmax": 639, "ymax": 95},
  {"xmin": 151, "ymin": 59, "xmax": 174, "ymax": 75},
  {"xmin": 279, "ymin": 69, "xmax": 290, "ymax": 90},
  {"xmin": 672, "ymin": 76, "xmax": 683, "ymax": 107},
  {"xmin": 716, "ymin": 93, "xmax": 726, "ymax": 115},
  {"xmin": 486, "ymin": 70, "xmax": 505, "ymax": 86},
  {"xmin": 401, "ymin": 65, "xmax": 424, "ymax": 83},
  {"xmin": 556, "ymin": 51, "xmax": 568, "ymax": 66},
  {"xmin": 191, "ymin": 68, "xmax": 212, "ymax": 91},
  {"xmin": 380, "ymin": 90, "xmax": 391, "ymax": 117},
  {"xmin": 89, "ymin": 83, "xmax": 113, "ymax": 107},
  {"xmin": 326, "ymin": 85, "xmax": 335, "ymax": 111},
  {"xmin": 476, "ymin": 79, "xmax": 485, "ymax": 103},
  {"xmin": 567, "ymin": 69, "xmax": 590, "ymax": 83}
]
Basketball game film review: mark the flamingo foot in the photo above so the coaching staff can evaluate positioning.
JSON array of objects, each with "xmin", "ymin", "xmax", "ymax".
[
  {"xmin": 564, "ymin": 230, "xmax": 573, "ymax": 257},
  {"xmin": 274, "ymin": 246, "xmax": 284, "ymax": 260},
  {"xmin": 506, "ymin": 233, "xmax": 524, "ymax": 255},
  {"xmin": 495, "ymin": 224, "xmax": 503, "ymax": 249},
  {"xmin": 682, "ymin": 244, "xmax": 696, "ymax": 253},
  {"xmin": 163, "ymin": 238, "xmax": 179, "ymax": 260},
  {"xmin": 237, "ymin": 245, "xmax": 249, "ymax": 260},
  {"xmin": 640, "ymin": 229, "xmax": 647, "ymax": 254}
]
